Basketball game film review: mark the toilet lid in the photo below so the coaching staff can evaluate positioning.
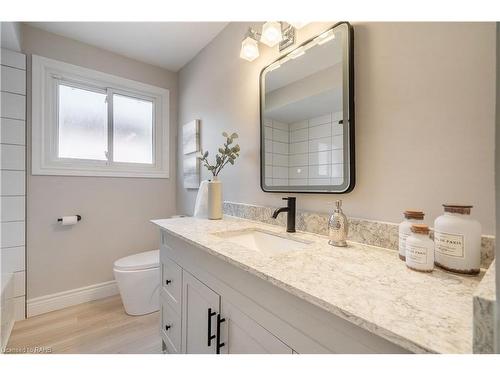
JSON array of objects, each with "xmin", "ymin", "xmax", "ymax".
[{"xmin": 114, "ymin": 250, "xmax": 159, "ymax": 271}]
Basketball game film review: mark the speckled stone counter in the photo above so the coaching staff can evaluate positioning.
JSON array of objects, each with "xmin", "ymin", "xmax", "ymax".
[
  {"xmin": 473, "ymin": 260, "xmax": 496, "ymax": 353},
  {"xmin": 152, "ymin": 215, "xmax": 485, "ymax": 354}
]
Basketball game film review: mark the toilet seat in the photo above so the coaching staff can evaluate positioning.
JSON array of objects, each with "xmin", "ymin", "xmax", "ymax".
[{"xmin": 114, "ymin": 249, "xmax": 159, "ymax": 271}]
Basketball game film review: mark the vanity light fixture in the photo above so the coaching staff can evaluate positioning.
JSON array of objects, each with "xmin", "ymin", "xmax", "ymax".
[
  {"xmin": 315, "ymin": 29, "xmax": 335, "ymax": 45},
  {"xmin": 260, "ymin": 21, "xmax": 283, "ymax": 47},
  {"xmin": 239, "ymin": 22, "xmax": 297, "ymax": 62},
  {"xmin": 240, "ymin": 29, "xmax": 260, "ymax": 62}
]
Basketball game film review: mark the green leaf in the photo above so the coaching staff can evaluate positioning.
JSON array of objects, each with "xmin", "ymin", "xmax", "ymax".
[
  {"xmin": 227, "ymin": 138, "xmax": 233, "ymax": 145},
  {"xmin": 231, "ymin": 133, "xmax": 238, "ymax": 139},
  {"xmin": 203, "ymin": 151, "xmax": 209, "ymax": 158},
  {"xmin": 222, "ymin": 132, "xmax": 228, "ymax": 137},
  {"xmin": 229, "ymin": 158, "xmax": 234, "ymax": 165},
  {"xmin": 218, "ymin": 148, "xmax": 224, "ymax": 154}
]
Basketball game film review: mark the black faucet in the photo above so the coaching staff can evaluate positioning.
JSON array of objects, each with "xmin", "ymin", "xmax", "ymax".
[{"xmin": 272, "ymin": 197, "xmax": 296, "ymax": 233}]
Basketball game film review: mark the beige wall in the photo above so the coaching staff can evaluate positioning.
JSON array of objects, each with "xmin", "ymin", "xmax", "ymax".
[
  {"xmin": 22, "ymin": 25, "xmax": 178, "ymax": 299},
  {"xmin": 495, "ymin": 22, "xmax": 499, "ymax": 353},
  {"xmin": 178, "ymin": 22, "xmax": 496, "ymax": 235}
]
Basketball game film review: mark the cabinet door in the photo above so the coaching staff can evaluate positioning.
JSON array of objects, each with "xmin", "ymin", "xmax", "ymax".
[
  {"xmin": 219, "ymin": 299, "xmax": 293, "ymax": 354},
  {"xmin": 181, "ymin": 271, "xmax": 220, "ymax": 354}
]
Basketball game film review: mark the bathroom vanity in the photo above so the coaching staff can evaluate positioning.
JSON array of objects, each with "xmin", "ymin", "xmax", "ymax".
[{"xmin": 152, "ymin": 216, "xmax": 483, "ymax": 354}]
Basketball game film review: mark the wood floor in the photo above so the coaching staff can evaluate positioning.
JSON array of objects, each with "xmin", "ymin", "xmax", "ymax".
[{"xmin": 5, "ymin": 295, "xmax": 162, "ymax": 354}]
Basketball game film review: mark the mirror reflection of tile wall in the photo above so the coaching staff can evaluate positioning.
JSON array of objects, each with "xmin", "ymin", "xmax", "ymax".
[{"xmin": 264, "ymin": 110, "xmax": 343, "ymax": 187}]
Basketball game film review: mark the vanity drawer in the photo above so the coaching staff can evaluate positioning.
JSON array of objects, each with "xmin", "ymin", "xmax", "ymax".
[
  {"xmin": 161, "ymin": 253, "xmax": 182, "ymax": 313},
  {"xmin": 161, "ymin": 295, "xmax": 182, "ymax": 354}
]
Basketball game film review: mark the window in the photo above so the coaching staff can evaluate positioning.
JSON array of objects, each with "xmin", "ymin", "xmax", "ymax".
[{"xmin": 32, "ymin": 55, "xmax": 169, "ymax": 178}]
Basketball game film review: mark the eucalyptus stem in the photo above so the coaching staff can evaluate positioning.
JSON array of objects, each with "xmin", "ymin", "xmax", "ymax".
[{"xmin": 198, "ymin": 132, "xmax": 240, "ymax": 177}]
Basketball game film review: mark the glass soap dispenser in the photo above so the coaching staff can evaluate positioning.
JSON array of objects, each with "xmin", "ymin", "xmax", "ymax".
[{"xmin": 328, "ymin": 200, "xmax": 349, "ymax": 247}]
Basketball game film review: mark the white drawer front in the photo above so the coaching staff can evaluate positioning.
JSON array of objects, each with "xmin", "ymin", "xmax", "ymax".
[
  {"xmin": 161, "ymin": 295, "xmax": 182, "ymax": 353},
  {"xmin": 160, "ymin": 251, "xmax": 182, "ymax": 313}
]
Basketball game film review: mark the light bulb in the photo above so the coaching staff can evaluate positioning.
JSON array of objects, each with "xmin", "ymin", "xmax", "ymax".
[
  {"xmin": 260, "ymin": 21, "xmax": 283, "ymax": 47},
  {"xmin": 240, "ymin": 36, "xmax": 260, "ymax": 61},
  {"xmin": 289, "ymin": 22, "xmax": 309, "ymax": 29}
]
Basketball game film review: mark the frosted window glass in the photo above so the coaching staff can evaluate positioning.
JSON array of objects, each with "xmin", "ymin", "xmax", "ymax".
[
  {"xmin": 113, "ymin": 94, "xmax": 153, "ymax": 164},
  {"xmin": 58, "ymin": 84, "xmax": 108, "ymax": 160}
]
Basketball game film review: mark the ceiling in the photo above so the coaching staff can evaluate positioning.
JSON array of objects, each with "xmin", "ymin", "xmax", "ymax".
[{"xmin": 26, "ymin": 22, "xmax": 228, "ymax": 72}]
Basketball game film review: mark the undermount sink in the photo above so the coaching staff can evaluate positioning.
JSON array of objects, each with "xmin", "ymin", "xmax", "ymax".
[{"xmin": 212, "ymin": 228, "xmax": 312, "ymax": 255}]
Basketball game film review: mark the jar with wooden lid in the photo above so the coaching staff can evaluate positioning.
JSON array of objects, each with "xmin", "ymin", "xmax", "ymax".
[
  {"xmin": 398, "ymin": 210, "xmax": 425, "ymax": 261},
  {"xmin": 434, "ymin": 204, "xmax": 481, "ymax": 275},
  {"xmin": 405, "ymin": 224, "xmax": 434, "ymax": 272}
]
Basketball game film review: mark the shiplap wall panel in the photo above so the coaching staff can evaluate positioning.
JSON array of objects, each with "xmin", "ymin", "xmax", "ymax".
[
  {"xmin": 0, "ymin": 170, "xmax": 25, "ymax": 195},
  {"xmin": 0, "ymin": 196, "xmax": 25, "ymax": 221},
  {"xmin": 1, "ymin": 246, "xmax": 25, "ymax": 273},
  {"xmin": 0, "ymin": 49, "xmax": 26, "ymax": 70},
  {"xmin": 0, "ymin": 144, "xmax": 25, "ymax": 170},
  {"xmin": 0, "ymin": 222, "xmax": 25, "ymax": 248},
  {"xmin": 1, "ymin": 118, "xmax": 26, "ymax": 145},
  {"xmin": 1, "ymin": 48, "xmax": 27, "ymax": 331},
  {"xmin": 1, "ymin": 66, "xmax": 26, "ymax": 95},
  {"xmin": 13, "ymin": 271, "xmax": 25, "ymax": 297},
  {"xmin": 0, "ymin": 92, "xmax": 26, "ymax": 120}
]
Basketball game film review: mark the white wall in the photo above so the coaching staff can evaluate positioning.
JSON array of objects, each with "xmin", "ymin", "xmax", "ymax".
[
  {"xmin": 21, "ymin": 24, "xmax": 178, "ymax": 300},
  {"xmin": 177, "ymin": 22, "xmax": 496, "ymax": 235}
]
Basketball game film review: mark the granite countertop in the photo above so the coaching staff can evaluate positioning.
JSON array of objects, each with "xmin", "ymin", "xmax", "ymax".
[
  {"xmin": 473, "ymin": 260, "xmax": 496, "ymax": 353},
  {"xmin": 152, "ymin": 215, "xmax": 485, "ymax": 354}
]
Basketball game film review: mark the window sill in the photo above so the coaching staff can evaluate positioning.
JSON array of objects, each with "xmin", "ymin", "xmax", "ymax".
[{"xmin": 31, "ymin": 165, "xmax": 170, "ymax": 179}]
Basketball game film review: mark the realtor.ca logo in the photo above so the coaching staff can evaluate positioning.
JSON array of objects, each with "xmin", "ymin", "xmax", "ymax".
[{"xmin": 3, "ymin": 346, "xmax": 53, "ymax": 354}]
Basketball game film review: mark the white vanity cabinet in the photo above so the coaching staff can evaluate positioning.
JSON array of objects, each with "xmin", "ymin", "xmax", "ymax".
[
  {"xmin": 161, "ymin": 254, "xmax": 292, "ymax": 354},
  {"xmin": 158, "ymin": 229, "xmax": 409, "ymax": 354},
  {"xmin": 181, "ymin": 271, "xmax": 219, "ymax": 354},
  {"xmin": 220, "ymin": 299, "xmax": 292, "ymax": 354}
]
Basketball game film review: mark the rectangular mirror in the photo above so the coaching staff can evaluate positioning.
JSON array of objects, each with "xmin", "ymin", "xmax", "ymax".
[{"xmin": 260, "ymin": 22, "xmax": 354, "ymax": 193}]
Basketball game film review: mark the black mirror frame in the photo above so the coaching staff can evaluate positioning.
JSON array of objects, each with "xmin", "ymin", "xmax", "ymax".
[{"xmin": 259, "ymin": 21, "xmax": 355, "ymax": 194}]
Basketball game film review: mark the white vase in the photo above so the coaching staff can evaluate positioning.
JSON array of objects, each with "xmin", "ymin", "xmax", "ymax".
[{"xmin": 207, "ymin": 176, "xmax": 223, "ymax": 220}]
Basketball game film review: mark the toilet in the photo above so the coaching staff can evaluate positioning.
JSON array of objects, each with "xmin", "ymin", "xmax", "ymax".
[{"xmin": 113, "ymin": 249, "xmax": 160, "ymax": 316}]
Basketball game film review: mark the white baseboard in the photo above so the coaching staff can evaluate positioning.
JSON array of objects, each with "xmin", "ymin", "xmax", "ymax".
[{"xmin": 27, "ymin": 280, "xmax": 119, "ymax": 317}]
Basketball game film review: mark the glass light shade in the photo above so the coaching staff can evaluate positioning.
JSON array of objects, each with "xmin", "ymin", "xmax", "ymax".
[
  {"xmin": 240, "ymin": 36, "xmax": 260, "ymax": 61},
  {"xmin": 260, "ymin": 21, "xmax": 283, "ymax": 47},
  {"xmin": 289, "ymin": 22, "xmax": 309, "ymax": 29}
]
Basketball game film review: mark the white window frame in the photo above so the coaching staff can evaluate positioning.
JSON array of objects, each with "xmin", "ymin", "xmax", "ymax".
[{"xmin": 32, "ymin": 55, "xmax": 169, "ymax": 178}]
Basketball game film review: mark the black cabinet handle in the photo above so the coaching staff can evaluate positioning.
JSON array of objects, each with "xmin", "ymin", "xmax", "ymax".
[
  {"xmin": 207, "ymin": 308, "xmax": 216, "ymax": 346},
  {"xmin": 216, "ymin": 313, "xmax": 226, "ymax": 354},
  {"xmin": 165, "ymin": 279, "xmax": 172, "ymax": 285},
  {"xmin": 165, "ymin": 324, "xmax": 171, "ymax": 331}
]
